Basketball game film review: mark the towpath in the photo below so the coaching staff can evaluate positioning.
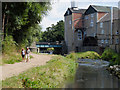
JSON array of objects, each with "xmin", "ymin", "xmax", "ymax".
[{"xmin": 1, "ymin": 53, "xmax": 53, "ymax": 80}]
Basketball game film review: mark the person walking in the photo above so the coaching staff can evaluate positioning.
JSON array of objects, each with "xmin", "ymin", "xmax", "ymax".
[
  {"xmin": 21, "ymin": 48, "xmax": 25, "ymax": 62},
  {"xmin": 26, "ymin": 47, "xmax": 30, "ymax": 62}
]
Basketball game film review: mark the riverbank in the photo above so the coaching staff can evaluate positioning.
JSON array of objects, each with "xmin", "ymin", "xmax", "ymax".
[
  {"xmin": 101, "ymin": 48, "xmax": 120, "ymax": 79},
  {"xmin": 2, "ymin": 55, "xmax": 77, "ymax": 88},
  {"xmin": 2, "ymin": 51, "xmax": 100, "ymax": 88},
  {"xmin": 107, "ymin": 65, "xmax": 120, "ymax": 79}
]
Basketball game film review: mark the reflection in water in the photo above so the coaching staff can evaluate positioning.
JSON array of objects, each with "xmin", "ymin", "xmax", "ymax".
[{"xmin": 66, "ymin": 59, "xmax": 120, "ymax": 88}]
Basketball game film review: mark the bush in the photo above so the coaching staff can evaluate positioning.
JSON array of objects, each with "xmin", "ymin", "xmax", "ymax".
[
  {"xmin": 66, "ymin": 51, "xmax": 100, "ymax": 60},
  {"xmin": 47, "ymin": 48, "xmax": 54, "ymax": 51},
  {"xmin": 101, "ymin": 48, "xmax": 120, "ymax": 65},
  {"xmin": 2, "ymin": 36, "xmax": 23, "ymax": 65},
  {"xmin": 2, "ymin": 36, "xmax": 17, "ymax": 54}
]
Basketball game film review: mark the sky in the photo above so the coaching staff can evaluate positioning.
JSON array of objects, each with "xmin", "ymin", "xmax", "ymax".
[{"xmin": 40, "ymin": 0, "xmax": 120, "ymax": 31}]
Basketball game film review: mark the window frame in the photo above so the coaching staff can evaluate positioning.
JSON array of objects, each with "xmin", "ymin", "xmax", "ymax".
[
  {"xmin": 100, "ymin": 22, "xmax": 103, "ymax": 28},
  {"xmin": 91, "ymin": 13, "xmax": 94, "ymax": 17},
  {"xmin": 90, "ymin": 19, "xmax": 94, "ymax": 27},
  {"xmin": 78, "ymin": 30, "xmax": 82, "ymax": 40},
  {"xmin": 101, "ymin": 40, "xmax": 104, "ymax": 44},
  {"xmin": 101, "ymin": 29, "xmax": 104, "ymax": 34},
  {"xmin": 69, "ymin": 20, "xmax": 71, "ymax": 24},
  {"xmin": 116, "ymin": 39, "xmax": 119, "ymax": 44}
]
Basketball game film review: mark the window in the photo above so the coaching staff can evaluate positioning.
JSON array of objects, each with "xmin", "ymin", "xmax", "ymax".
[
  {"xmin": 101, "ymin": 40, "xmax": 104, "ymax": 43},
  {"xmin": 116, "ymin": 39, "xmax": 119, "ymax": 44},
  {"xmin": 105, "ymin": 40, "xmax": 108, "ymax": 44},
  {"xmin": 90, "ymin": 19, "xmax": 93, "ymax": 27},
  {"xmin": 94, "ymin": 33, "xmax": 96, "ymax": 37},
  {"xmin": 84, "ymin": 31, "xmax": 87, "ymax": 36},
  {"xmin": 69, "ymin": 20, "xmax": 71, "ymax": 24},
  {"xmin": 100, "ymin": 22, "xmax": 103, "ymax": 28},
  {"xmin": 116, "ymin": 30, "xmax": 119, "ymax": 35},
  {"xmin": 85, "ymin": 16, "xmax": 88, "ymax": 19},
  {"xmin": 67, "ymin": 10, "xmax": 69, "ymax": 15},
  {"xmin": 78, "ymin": 30, "xmax": 82, "ymax": 40},
  {"xmin": 91, "ymin": 14, "xmax": 94, "ymax": 17},
  {"xmin": 101, "ymin": 29, "xmax": 104, "ymax": 34}
]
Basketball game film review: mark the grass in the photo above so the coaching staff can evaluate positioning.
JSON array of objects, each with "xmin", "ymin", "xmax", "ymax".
[
  {"xmin": 66, "ymin": 51, "xmax": 100, "ymax": 61},
  {"xmin": 2, "ymin": 52, "xmax": 22, "ymax": 65},
  {"xmin": 2, "ymin": 55, "xmax": 77, "ymax": 88},
  {"xmin": 2, "ymin": 52, "xmax": 33, "ymax": 65}
]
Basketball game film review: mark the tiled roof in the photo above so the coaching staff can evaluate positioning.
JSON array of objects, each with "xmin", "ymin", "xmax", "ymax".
[
  {"xmin": 91, "ymin": 5, "xmax": 111, "ymax": 12},
  {"xmin": 91, "ymin": 5, "xmax": 118, "ymax": 12},
  {"xmin": 98, "ymin": 7, "xmax": 119, "ymax": 22}
]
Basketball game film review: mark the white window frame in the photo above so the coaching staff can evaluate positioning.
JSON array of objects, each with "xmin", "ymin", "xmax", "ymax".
[
  {"xmin": 100, "ymin": 22, "xmax": 103, "ymax": 28},
  {"xmin": 67, "ymin": 10, "xmax": 69, "ymax": 15},
  {"xmin": 101, "ymin": 40, "xmax": 104, "ymax": 44},
  {"xmin": 105, "ymin": 39, "xmax": 108, "ymax": 44},
  {"xmin": 78, "ymin": 30, "xmax": 82, "ymax": 40},
  {"xmin": 91, "ymin": 14, "xmax": 94, "ymax": 17},
  {"xmin": 101, "ymin": 29, "xmax": 104, "ymax": 34},
  {"xmin": 90, "ymin": 19, "xmax": 93, "ymax": 27}
]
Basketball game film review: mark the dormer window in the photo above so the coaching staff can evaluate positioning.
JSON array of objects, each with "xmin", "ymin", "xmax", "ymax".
[{"xmin": 67, "ymin": 10, "xmax": 70, "ymax": 15}]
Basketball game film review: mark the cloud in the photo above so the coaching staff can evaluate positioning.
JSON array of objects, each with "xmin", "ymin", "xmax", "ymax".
[
  {"xmin": 40, "ymin": 0, "xmax": 119, "ymax": 31},
  {"xmin": 40, "ymin": 1, "xmax": 71, "ymax": 31}
]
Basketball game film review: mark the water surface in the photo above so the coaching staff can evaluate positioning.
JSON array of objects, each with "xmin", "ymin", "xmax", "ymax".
[{"xmin": 66, "ymin": 59, "xmax": 120, "ymax": 88}]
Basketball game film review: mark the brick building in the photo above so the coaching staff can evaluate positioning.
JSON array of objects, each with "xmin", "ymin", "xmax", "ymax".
[{"xmin": 64, "ymin": 5, "xmax": 120, "ymax": 53}]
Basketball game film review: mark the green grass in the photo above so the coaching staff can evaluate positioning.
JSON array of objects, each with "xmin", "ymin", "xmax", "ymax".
[
  {"xmin": 2, "ymin": 53, "xmax": 33, "ymax": 65},
  {"xmin": 2, "ymin": 53, "xmax": 23, "ymax": 65},
  {"xmin": 2, "ymin": 55, "xmax": 77, "ymax": 88},
  {"xmin": 66, "ymin": 51, "xmax": 100, "ymax": 61}
]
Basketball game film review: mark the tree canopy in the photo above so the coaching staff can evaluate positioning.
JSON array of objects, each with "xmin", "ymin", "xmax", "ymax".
[
  {"xmin": 2, "ymin": 2, "xmax": 51, "ymax": 46},
  {"xmin": 41, "ymin": 20, "xmax": 64, "ymax": 42}
]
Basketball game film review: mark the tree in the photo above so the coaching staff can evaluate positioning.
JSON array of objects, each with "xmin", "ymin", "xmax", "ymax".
[
  {"xmin": 2, "ymin": 2, "xmax": 51, "ymax": 46},
  {"xmin": 41, "ymin": 20, "xmax": 64, "ymax": 42}
]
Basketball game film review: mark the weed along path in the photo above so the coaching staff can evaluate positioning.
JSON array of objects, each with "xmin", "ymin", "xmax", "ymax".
[{"xmin": 1, "ymin": 53, "xmax": 53, "ymax": 80}]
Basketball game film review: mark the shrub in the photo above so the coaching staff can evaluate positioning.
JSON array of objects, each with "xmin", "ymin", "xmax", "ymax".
[
  {"xmin": 101, "ymin": 48, "xmax": 120, "ymax": 65},
  {"xmin": 66, "ymin": 51, "xmax": 100, "ymax": 60},
  {"xmin": 2, "ymin": 36, "xmax": 17, "ymax": 54},
  {"xmin": 47, "ymin": 48, "xmax": 54, "ymax": 51},
  {"xmin": 2, "ymin": 36, "xmax": 23, "ymax": 65}
]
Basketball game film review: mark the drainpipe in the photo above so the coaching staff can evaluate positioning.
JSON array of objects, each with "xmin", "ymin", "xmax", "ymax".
[{"xmin": 111, "ymin": 6, "xmax": 113, "ymax": 45}]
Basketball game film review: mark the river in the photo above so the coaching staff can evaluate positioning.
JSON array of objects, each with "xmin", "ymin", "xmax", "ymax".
[{"xmin": 66, "ymin": 59, "xmax": 120, "ymax": 88}]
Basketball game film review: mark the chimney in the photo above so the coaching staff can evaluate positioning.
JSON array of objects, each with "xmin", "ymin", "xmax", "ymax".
[{"xmin": 71, "ymin": 1, "xmax": 75, "ymax": 8}]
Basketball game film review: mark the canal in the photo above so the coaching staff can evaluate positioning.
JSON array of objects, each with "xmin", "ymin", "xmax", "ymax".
[{"xmin": 66, "ymin": 59, "xmax": 120, "ymax": 88}]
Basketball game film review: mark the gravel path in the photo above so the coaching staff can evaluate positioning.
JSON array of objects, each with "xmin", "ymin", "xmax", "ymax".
[{"xmin": 1, "ymin": 53, "xmax": 53, "ymax": 80}]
